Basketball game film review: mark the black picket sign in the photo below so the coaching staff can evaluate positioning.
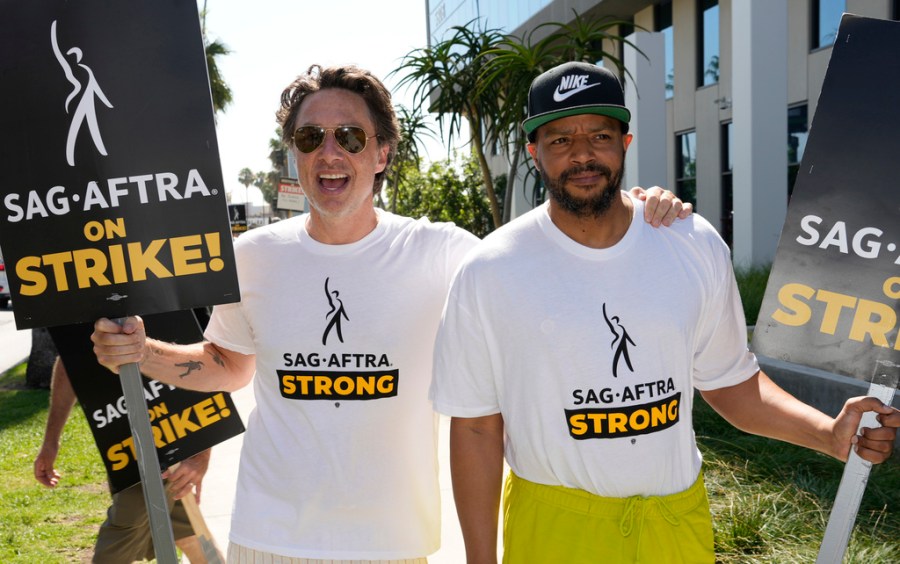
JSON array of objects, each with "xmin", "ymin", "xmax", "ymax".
[
  {"xmin": 752, "ymin": 15, "xmax": 900, "ymax": 378},
  {"xmin": 0, "ymin": 0, "xmax": 240, "ymax": 329}
]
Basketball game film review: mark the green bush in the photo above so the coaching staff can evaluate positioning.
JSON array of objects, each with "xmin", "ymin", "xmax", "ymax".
[{"xmin": 389, "ymin": 153, "xmax": 500, "ymax": 239}]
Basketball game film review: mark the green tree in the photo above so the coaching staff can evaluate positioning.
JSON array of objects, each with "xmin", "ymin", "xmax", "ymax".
[
  {"xmin": 264, "ymin": 133, "xmax": 290, "ymax": 215},
  {"xmin": 239, "ymin": 132, "xmax": 288, "ymax": 218},
  {"xmin": 268, "ymin": 134, "xmax": 287, "ymax": 177},
  {"xmin": 267, "ymin": 135, "xmax": 287, "ymax": 203},
  {"xmin": 393, "ymin": 153, "xmax": 498, "ymax": 239},
  {"xmin": 705, "ymin": 54, "xmax": 720, "ymax": 83}
]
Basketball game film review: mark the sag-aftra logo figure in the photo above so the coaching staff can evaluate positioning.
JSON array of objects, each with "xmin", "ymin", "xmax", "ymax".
[
  {"xmin": 322, "ymin": 277, "xmax": 349, "ymax": 345},
  {"xmin": 51, "ymin": 20, "xmax": 113, "ymax": 167},
  {"xmin": 603, "ymin": 303, "xmax": 636, "ymax": 377}
]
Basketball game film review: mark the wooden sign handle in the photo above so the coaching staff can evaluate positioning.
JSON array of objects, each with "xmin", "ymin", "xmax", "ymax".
[{"xmin": 167, "ymin": 461, "xmax": 226, "ymax": 564}]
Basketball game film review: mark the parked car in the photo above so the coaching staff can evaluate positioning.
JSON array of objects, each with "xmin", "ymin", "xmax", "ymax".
[{"xmin": 0, "ymin": 250, "xmax": 10, "ymax": 309}]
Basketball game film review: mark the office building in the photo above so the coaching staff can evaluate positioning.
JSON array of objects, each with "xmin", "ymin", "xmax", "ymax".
[{"xmin": 426, "ymin": 0, "xmax": 899, "ymax": 265}]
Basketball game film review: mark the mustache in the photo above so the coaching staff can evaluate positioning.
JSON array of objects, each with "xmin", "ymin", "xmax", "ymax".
[{"xmin": 557, "ymin": 163, "xmax": 613, "ymax": 185}]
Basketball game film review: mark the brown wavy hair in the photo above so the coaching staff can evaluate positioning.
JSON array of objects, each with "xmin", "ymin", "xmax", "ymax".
[{"xmin": 276, "ymin": 64, "xmax": 400, "ymax": 195}]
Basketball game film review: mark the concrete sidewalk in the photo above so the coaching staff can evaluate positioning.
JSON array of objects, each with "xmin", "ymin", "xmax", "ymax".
[{"xmin": 199, "ymin": 386, "xmax": 478, "ymax": 562}]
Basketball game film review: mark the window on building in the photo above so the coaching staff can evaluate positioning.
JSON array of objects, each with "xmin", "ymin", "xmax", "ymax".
[
  {"xmin": 720, "ymin": 122, "xmax": 733, "ymax": 248},
  {"xmin": 676, "ymin": 131, "xmax": 697, "ymax": 207},
  {"xmin": 812, "ymin": 0, "xmax": 846, "ymax": 49},
  {"xmin": 697, "ymin": 0, "xmax": 719, "ymax": 87},
  {"xmin": 893, "ymin": 0, "xmax": 900, "ymax": 20},
  {"xmin": 787, "ymin": 105, "xmax": 809, "ymax": 198},
  {"xmin": 655, "ymin": 1, "xmax": 674, "ymax": 99}
]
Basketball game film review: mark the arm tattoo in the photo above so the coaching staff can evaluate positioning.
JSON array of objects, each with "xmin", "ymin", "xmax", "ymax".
[
  {"xmin": 140, "ymin": 341, "xmax": 164, "ymax": 367},
  {"xmin": 175, "ymin": 360, "xmax": 204, "ymax": 378},
  {"xmin": 209, "ymin": 350, "xmax": 226, "ymax": 368}
]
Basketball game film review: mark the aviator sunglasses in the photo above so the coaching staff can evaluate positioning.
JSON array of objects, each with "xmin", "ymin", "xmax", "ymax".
[{"xmin": 292, "ymin": 125, "xmax": 378, "ymax": 154}]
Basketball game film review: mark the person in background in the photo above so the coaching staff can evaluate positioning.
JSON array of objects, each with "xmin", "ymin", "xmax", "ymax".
[{"xmin": 34, "ymin": 357, "xmax": 210, "ymax": 563}]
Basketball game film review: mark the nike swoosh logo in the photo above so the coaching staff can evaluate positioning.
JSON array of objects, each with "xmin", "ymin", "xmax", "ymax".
[{"xmin": 553, "ymin": 82, "xmax": 601, "ymax": 102}]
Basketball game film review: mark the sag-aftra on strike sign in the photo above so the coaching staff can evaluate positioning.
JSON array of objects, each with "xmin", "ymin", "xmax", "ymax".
[
  {"xmin": 49, "ymin": 309, "xmax": 245, "ymax": 493},
  {"xmin": 0, "ymin": 1, "xmax": 239, "ymax": 328},
  {"xmin": 752, "ymin": 15, "xmax": 900, "ymax": 379}
]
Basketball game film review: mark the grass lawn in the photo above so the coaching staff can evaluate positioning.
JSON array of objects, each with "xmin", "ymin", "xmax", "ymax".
[
  {"xmin": 0, "ymin": 362, "xmax": 107, "ymax": 563},
  {"xmin": 1, "ymin": 361, "xmax": 898, "ymax": 563},
  {"xmin": 697, "ymin": 396, "xmax": 900, "ymax": 562}
]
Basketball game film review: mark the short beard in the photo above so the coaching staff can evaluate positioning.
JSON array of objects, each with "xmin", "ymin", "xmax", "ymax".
[{"xmin": 541, "ymin": 161, "xmax": 625, "ymax": 218}]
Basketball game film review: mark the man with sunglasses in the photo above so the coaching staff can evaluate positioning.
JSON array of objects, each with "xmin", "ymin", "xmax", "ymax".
[
  {"xmin": 430, "ymin": 62, "xmax": 900, "ymax": 563},
  {"xmin": 91, "ymin": 64, "xmax": 690, "ymax": 563}
]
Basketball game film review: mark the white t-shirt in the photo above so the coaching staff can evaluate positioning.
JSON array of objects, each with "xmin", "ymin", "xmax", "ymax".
[
  {"xmin": 205, "ymin": 209, "xmax": 478, "ymax": 559},
  {"xmin": 431, "ymin": 196, "xmax": 759, "ymax": 498}
]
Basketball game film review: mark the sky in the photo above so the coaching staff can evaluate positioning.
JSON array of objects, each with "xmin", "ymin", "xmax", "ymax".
[{"xmin": 199, "ymin": 0, "xmax": 438, "ymax": 205}]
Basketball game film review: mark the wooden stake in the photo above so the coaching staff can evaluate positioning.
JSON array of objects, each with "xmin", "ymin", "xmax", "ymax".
[{"xmin": 181, "ymin": 491, "xmax": 226, "ymax": 564}]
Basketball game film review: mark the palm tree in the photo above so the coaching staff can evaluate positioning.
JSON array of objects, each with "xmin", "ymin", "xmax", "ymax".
[
  {"xmin": 478, "ymin": 25, "xmax": 561, "ymax": 223},
  {"xmin": 393, "ymin": 22, "xmax": 506, "ymax": 229},
  {"xmin": 199, "ymin": 2, "xmax": 233, "ymax": 115},
  {"xmin": 205, "ymin": 39, "xmax": 233, "ymax": 115},
  {"xmin": 393, "ymin": 13, "xmax": 638, "ymax": 228},
  {"xmin": 238, "ymin": 167, "xmax": 254, "ymax": 206},
  {"xmin": 480, "ymin": 13, "xmax": 641, "ymax": 222}
]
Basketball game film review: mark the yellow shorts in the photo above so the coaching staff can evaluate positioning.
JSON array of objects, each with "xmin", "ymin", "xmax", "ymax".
[{"xmin": 502, "ymin": 472, "xmax": 715, "ymax": 564}]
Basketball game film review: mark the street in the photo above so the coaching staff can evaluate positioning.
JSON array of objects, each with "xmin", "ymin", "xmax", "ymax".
[{"xmin": 0, "ymin": 305, "xmax": 32, "ymax": 373}]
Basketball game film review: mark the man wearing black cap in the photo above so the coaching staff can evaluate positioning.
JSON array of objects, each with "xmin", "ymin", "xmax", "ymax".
[
  {"xmin": 430, "ymin": 61, "xmax": 900, "ymax": 563},
  {"xmin": 90, "ymin": 63, "xmax": 689, "ymax": 563}
]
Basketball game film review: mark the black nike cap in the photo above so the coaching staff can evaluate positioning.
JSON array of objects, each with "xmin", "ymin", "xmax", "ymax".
[{"xmin": 522, "ymin": 61, "xmax": 631, "ymax": 142}]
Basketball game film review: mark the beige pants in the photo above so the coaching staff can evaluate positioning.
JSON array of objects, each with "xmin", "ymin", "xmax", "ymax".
[{"xmin": 226, "ymin": 542, "xmax": 428, "ymax": 564}]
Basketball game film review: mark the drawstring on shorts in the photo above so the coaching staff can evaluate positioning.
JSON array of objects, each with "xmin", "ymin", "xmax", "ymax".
[{"xmin": 619, "ymin": 494, "xmax": 682, "ymax": 562}]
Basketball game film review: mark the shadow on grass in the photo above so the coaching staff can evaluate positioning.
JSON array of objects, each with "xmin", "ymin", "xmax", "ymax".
[{"xmin": 0, "ymin": 366, "xmax": 48, "ymax": 432}]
